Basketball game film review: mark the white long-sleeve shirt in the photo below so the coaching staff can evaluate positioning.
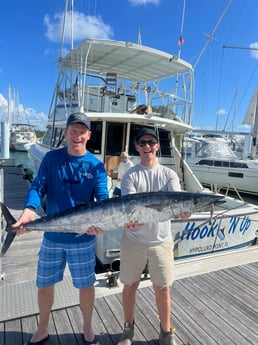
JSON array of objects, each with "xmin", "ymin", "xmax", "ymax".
[{"xmin": 115, "ymin": 159, "xmax": 134, "ymax": 189}]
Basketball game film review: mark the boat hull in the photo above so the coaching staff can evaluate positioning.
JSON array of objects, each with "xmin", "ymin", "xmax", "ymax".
[
  {"xmin": 96, "ymin": 204, "xmax": 258, "ymax": 267},
  {"xmin": 190, "ymin": 163, "xmax": 258, "ymax": 195}
]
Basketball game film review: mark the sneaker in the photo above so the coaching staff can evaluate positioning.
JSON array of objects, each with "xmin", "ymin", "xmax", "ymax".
[
  {"xmin": 118, "ymin": 322, "xmax": 134, "ymax": 345},
  {"xmin": 159, "ymin": 326, "xmax": 178, "ymax": 345}
]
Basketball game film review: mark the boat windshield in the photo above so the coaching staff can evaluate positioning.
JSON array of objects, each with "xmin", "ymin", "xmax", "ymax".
[{"xmin": 196, "ymin": 139, "xmax": 237, "ymax": 159}]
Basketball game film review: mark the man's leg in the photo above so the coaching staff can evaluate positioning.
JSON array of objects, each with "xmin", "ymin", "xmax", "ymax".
[
  {"xmin": 153, "ymin": 284, "xmax": 171, "ymax": 331},
  {"xmin": 80, "ymin": 286, "xmax": 97, "ymax": 342},
  {"xmin": 153, "ymin": 284, "xmax": 177, "ymax": 345},
  {"xmin": 118, "ymin": 281, "xmax": 140, "ymax": 345},
  {"xmin": 28, "ymin": 286, "xmax": 54, "ymax": 343},
  {"xmin": 122, "ymin": 281, "xmax": 140, "ymax": 324}
]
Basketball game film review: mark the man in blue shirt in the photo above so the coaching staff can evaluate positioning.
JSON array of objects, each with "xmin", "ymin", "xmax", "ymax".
[{"xmin": 15, "ymin": 112, "xmax": 108, "ymax": 345}]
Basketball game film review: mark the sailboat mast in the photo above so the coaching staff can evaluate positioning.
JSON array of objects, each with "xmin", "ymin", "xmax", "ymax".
[
  {"xmin": 193, "ymin": 0, "xmax": 232, "ymax": 69},
  {"xmin": 250, "ymin": 92, "xmax": 258, "ymax": 159}
]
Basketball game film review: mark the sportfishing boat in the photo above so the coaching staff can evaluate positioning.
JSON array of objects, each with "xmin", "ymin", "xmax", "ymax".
[
  {"xmin": 184, "ymin": 131, "xmax": 258, "ymax": 196},
  {"xmin": 28, "ymin": 6, "xmax": 258, "ymax": 267},
  {"xmin": 9, "ymin": 123, "xmax": 37, "ymax": 152}
]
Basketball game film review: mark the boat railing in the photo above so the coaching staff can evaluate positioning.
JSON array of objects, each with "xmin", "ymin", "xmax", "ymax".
[
  {"xmin": 151, "ymin": 93, "xmax": 191, "ymax": 122},
  {"xmin": 209, "ymin": 183, "xmax": 244, "ymax": 201}
]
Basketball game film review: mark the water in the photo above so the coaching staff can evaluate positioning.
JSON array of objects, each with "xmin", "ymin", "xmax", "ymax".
[{"xmin": 9, "ymin": 151, "xmax": 37, "ymax": 178}]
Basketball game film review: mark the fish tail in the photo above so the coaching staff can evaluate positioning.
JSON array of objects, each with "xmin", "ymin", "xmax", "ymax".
[{"xmin": 0, "ymin": 202, "xmax": 17, "ymax": 257}]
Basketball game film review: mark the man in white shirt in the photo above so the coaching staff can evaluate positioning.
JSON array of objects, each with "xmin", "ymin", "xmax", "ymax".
[
  {"xmin": 118, "ymin": 127, "xmax": 185, "ymax": 345},
  {"xmin": 112, "ymin": 152, "xmax": 134, "ymax": 197}
]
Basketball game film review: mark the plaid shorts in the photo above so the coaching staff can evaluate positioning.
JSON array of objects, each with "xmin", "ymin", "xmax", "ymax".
[{"xmin": 36, "ymin": 237, "xmax": 96, "ymax": 289}]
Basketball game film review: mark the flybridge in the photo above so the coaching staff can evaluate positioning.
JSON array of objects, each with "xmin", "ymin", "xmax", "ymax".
[{"xmin": 56, "ymin": 39, "xmax": 194, "ymax": 125}]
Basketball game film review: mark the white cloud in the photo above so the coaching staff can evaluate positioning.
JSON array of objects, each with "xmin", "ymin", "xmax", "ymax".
[
  {"xmin": 217, "ymin": 108, "xmax": 227, "ymax": 115},
  {"xmin": 44, "ymin": 11, "xmax": 114, "ymax": 43},
  {"xmin": 237, "ymin": 124, "xmax": 251, "ymax": 132},
  {"xmin": 250, "ymin": 42, "xmax": 258, "ymax": 60},
  {"xmin": 129, "ymin": 0, "xmax": 160, "ymax": 5},
  {"xmin": 0, "ymin": 93, "xmax": 47, "ymax": 131}
]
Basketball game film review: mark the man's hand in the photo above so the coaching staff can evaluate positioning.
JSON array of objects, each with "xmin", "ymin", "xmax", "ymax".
[
  {"xmin": 124, "ymin": 221, "xmax": 144, "ymax": 230},
  {"xmin": 13, "ymin": 208, "xmax": 36, "ymax": 234},
  {"xmin": 175, "ymin": 212, "xmax": 191, "ymax": 219},
  {"xmin": 86, "ymin": 226, "xmax": 104, "ymax": 235}
]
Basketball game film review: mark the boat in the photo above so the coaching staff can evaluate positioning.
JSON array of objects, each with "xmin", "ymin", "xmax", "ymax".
[
  {"xmin": 184, "ymin": 85, "xmax": 258, "ymax": 196},
  {"xmin": 7, "ymin": 87, "xmax": 37, "ymax": 152},
  {"xmin": 184, "ymin": 131, "xmax": 258, "ymax": 196},
  {"xmin": 28, "ymin": 12, "xmax": 258, "ymax": 268},
  {"xmin": 241, "ymin": 85, "xmax": 258, "ymax": 159},
  {"xmin": 9, "ymin": 123, "xmax": 37, "ymax": 152}
]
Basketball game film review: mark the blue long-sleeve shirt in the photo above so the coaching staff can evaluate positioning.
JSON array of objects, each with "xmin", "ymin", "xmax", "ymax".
[{"xmin": 24, "ymin": 148, "xmax": 109, "ymax": 243}]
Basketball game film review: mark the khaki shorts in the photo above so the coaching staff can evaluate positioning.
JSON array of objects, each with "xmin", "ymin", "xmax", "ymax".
[{"xmin": 119, "ymin": 235, "xmax": 174, "ymax": 287}]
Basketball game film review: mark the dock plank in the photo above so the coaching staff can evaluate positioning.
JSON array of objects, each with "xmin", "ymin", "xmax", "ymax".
[
  {"xmin": 176, "ymin": 277, "xmax": 252, "ymax": 344},
  {"xmin": 189, "ymin": 275, "xmax": 258, "ymax": 344}
]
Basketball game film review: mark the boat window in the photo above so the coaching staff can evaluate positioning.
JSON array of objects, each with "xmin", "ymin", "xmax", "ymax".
[
  {"xmin": 214, "ymin": 161, "xmax": 229, "ymax": 167},
  {"xmin": 197, "ymin": 160, "xmax": 249, "ymax": 169},
  {"xmin": 158, "ymin": 129, "xmax": 172, "ymax": 156},
  {"xmin": 229, "ymin": 162, "xmax": 248, "ymax": 169},
  {"xmin": 105, "ymin": 123, "xmax": 125, "ymax": 155},
  {"xmin": 42, "ymin": 128, "xmax": 65, "ymax": 148},
  {"xmin": 87, "ymin": 121, "xmax": 102, "ymax": 154},
  {"xmin": 198, "ymin": 159, "xmax": 214, "ymax": 166},
  {"xmin": 42, "ymin": 129, "xmax": 52, "ymax": 146},
  {"xmin": 55, "ymin": 128, "xmax": 66, "ymax": 148},
  {"xmin": 228, "ymin": 172, "xmax": 244, "ymax": 178}
]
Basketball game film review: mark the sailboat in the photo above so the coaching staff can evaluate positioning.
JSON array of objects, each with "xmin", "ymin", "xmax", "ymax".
[
  {"xmin": 184, "ymin": 86, "xmax": 258, "ymax": 196},
  {"xmin": 242, "ymin": 85, "xmax": 258, "ymax": 159}
]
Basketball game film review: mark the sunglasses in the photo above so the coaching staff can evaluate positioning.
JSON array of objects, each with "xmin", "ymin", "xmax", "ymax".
[{"xmin": 136, "ymin": 139, "xmax": 158, "ymax": 147}]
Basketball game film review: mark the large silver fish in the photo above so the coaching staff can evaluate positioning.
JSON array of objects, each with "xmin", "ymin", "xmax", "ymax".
[{"xmin": 0, "ymin": 191, "xmax": 223, "ymax": 256}]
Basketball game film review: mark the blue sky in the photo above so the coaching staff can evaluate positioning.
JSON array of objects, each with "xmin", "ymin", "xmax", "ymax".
[{"xmin": 0, "ymin": 0, "xmax": 257, "ymax": 132}]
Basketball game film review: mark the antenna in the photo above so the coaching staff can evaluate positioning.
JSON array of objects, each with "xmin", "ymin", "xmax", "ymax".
[
  {"xmin": 137, "ymin": 26, "xmax": 142, "ymax": 45},
  {"xmin": 178, "ymin": 0, "xmax": 186, "ymax": 58}
]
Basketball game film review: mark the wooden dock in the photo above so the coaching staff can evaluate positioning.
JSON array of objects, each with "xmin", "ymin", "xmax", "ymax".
[{"xmin": 0, "ymin": 163, "xmax": 258, "ymax": 345}]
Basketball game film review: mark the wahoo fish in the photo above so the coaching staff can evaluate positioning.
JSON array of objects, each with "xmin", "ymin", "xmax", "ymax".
[{"xmin": 0, "ymin": 191, "xmax": 223, "ymax": 256}]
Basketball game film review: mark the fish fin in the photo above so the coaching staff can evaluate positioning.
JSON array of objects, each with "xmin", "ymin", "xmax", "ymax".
[
  {"xmin": 0, "ymin": 202, "xmax": 17, "ymax": 225},
  {"xmin": 0, "ymin": 202, "xmax": 17, "ymax": 257},
  {"xmin": 1, "ymin": 232, "xmax": 16, "ymax": 257}
]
